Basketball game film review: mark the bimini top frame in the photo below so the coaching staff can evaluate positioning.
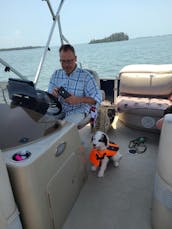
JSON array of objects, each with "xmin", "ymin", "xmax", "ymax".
[
  {"xmin": 34, "ymin": 0, "xmax": 69, "ymax": 85},
  {"xmin": 0, "ymin": 0, "xmax": 68, "ymax": 85}
]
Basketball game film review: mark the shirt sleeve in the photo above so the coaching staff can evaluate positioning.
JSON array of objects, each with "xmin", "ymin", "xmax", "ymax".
[
  {"xmin": 84, "ymin": 71, "xmax": 102, "ymax": 107},
  {"xmin": 48, "ymin": 70, "xmax": 58, "ymax": 93}
]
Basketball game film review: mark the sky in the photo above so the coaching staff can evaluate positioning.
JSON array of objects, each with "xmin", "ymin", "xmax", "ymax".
[{"xmin": 0, "ymin": 0, "xmax": 172, "ymax": 48}]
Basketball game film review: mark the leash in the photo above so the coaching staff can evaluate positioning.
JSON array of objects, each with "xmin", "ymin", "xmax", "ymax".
[{"xmin": 128, "ymin": 137, "xmax": 147, "ymax": 154}]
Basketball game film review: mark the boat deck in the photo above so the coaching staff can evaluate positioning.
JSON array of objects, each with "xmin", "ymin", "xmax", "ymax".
[{"xmin": 62, "ymin": 118, "xmax": 160, "ymax": 229}]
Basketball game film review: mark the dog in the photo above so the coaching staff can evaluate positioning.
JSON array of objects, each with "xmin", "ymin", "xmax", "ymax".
[{"xmin": 89, "ymin": 131, "xmax": 122, "ymax": 177}]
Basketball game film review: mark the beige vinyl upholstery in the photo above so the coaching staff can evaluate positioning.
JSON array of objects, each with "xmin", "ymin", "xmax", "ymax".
[
  {"xmin": 77, "ymin": 69, "xmax": 105, "ymax": 129},
  {"xmin": 152, "ymin": 114, "xmax": 172, "ymax": 229},
  {"xmin": 116, "ymin": 64, "xmax": 172, "ymax": 132}
]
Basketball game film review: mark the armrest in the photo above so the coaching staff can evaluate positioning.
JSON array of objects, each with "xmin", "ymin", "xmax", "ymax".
[{"xmin": 77, "ymin": 113, "xmax": 92, "ymax": 129}]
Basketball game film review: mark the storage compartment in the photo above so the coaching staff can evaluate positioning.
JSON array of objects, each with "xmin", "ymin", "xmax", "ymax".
[
  {"xmin": 4, "ymin": 123, "xmax": 87, "ymax": 229},
  {"xmin": 0, "ymin": 153, "xmax": 22, "ymax": 229},
  {"xmin": 152, "ymin": 114, "xmax": 172, "ymax": 229},
  {"xmin": 100, "ymin": 78, "xmax": 118, "ymax": 103}
]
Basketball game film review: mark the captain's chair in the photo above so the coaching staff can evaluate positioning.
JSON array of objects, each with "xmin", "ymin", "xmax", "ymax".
[{"xmin": 77, "ymin": 69, "xmax": 105, "ymax": 129}]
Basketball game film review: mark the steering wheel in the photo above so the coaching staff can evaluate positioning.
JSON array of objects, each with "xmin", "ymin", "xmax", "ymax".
[
  {"xmin": 7, "ymin": 78, "xmax": 62, "ymax": 116},
  {"xmin": 36, "ymin": 90, "xmax": 62, "ymax": 115}
]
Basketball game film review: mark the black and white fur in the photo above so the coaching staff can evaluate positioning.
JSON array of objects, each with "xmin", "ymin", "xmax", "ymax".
[{"xmin": 91, "ymin": 131, "xmax": 122, "ymax": 177}]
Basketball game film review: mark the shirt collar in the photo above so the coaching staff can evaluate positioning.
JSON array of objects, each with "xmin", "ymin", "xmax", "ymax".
[{"xmin": 63, "ymin": 64, "xmax": 78, "ymax": 76}]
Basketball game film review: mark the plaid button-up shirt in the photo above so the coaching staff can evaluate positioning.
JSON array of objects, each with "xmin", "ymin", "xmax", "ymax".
[{"xmin": 48, "ymin": 67, "xmax": 102, "ymax": 115}]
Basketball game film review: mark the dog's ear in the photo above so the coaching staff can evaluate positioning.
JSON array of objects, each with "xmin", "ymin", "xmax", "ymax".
[
  {"xmin": 91, "ymin": 136, "xmax": 93, "ymax": 142},
  {"xmin": 103, "ymin": 134, "xmax": 108, "ymax": 146},
  {"xmin": 100, "ymin": 134, "xmax": 108, "ymax": 146}
]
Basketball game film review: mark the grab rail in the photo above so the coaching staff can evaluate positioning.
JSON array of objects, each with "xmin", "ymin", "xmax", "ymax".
[{"xmin": 0, "ymin": 57, "xmax": 27, "ymax": 80}]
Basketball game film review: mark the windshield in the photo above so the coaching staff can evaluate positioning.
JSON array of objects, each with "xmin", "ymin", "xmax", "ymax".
[{"xmin": 0, "ymin": 103, "xmax": 62, "ymax": 151}]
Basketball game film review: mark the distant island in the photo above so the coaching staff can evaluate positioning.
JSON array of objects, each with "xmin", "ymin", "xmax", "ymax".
[
  {"xmin": 89, "ymin": 32, "xmax": 129, "ymax": 44},
  {"xmin": 0, "ymin": 46, "xmax": 43, "ymax": 51}
]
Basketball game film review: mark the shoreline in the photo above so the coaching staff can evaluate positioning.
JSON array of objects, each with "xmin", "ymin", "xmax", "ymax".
[{"xmin": 0, "ymin": 46, "xmax": 43, "ymax": 52}]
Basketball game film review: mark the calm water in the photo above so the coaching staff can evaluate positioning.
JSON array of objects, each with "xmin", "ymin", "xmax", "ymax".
[{"xmin": 0, "ymin": 35, "xmax": 172, "ymax": 90}]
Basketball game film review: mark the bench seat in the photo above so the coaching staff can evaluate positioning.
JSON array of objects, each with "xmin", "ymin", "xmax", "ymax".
[{"xmin": 116, "ymin": 64, "xmax": 172, "ymax": 132}]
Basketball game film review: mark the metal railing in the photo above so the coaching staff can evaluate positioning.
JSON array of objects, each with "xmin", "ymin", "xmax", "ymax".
[{"xmin": 0, "ymin": 0, "xmax": 68, "ymax": 86}]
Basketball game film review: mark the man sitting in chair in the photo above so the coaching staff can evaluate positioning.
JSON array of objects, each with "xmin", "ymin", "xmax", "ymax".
[{"xmin": 48, "ymin": 44, "xmax": 102, "ymax": 124}]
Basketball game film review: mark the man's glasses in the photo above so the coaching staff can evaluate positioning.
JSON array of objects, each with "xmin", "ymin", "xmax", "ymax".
[{"xmin": 60, "ymin": 59, "xmax": 75, "ymax": 64}]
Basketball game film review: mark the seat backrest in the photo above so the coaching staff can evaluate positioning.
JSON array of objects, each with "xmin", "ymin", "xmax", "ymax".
[
  {"xmin": 119, "ymin": 65, "xmax": 172, "ymax": 98},
  {"xmin": 77, "ymin": 69, "xmax": 102, "ymax": 129},
  {"xmin": 84, "ymin": 69, "xmax": 100, "ymax": 88}
]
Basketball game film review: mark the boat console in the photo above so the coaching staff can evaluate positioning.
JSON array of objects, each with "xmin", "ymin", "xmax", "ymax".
[
  {"xmin": 0, "ymin": 79, "xmax": 87, "ymax": 229},
  {"xmin": 0, "ymin": 78, "xmax": 65, "ymax": 150}
]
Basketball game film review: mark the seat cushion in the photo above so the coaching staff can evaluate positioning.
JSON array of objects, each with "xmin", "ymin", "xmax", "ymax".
[{"xmin": 116, "ymin": 95, "xmax": 171, "ymax": 113}]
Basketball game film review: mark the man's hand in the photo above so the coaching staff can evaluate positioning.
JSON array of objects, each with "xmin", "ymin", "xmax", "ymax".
[{"xmin": 52, "ymin": 87, "xmax": 59, "ymax": 98}]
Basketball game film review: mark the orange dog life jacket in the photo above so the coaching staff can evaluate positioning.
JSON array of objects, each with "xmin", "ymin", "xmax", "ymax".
[{"xmin": 89, "ymin": 142, "xmax": 119, "ymax": 167}]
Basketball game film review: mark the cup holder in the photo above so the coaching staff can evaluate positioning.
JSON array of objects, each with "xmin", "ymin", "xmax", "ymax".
[{"xmin": 13, "ymin": 150, "xmax": 31, "ymax": 161}]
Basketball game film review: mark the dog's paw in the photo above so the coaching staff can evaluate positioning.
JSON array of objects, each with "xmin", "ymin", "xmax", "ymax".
[
  {"xmin": 113, "ymin": 154, "xmax": 122, "ymax": 167},
  {"xmin": 91, "ymin": 165, "xmax": 97, "ymax": 172},
  {"xmin": 113, "ymin": 161, "xmax": 119, "ymax": 167},
  {"xmin": 97, "ymin": 171, "xmax": 104, "ymax": 178}
]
